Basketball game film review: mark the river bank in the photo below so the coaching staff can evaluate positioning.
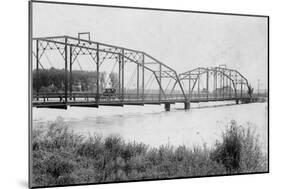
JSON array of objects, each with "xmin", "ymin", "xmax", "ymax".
[{"xmin": 32, "ymin": 119, "xmax": 268, "ymax": 187}]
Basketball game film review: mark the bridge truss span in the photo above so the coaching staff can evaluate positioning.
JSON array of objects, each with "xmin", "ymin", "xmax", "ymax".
[
  {"xmin": 178, "ymin": 66, "xmax": 252, "ymax": 103},
  {"xmin": 32, "ymin": 34, "xmax": 254, "ymax": 110},
  {"xmin": 32, "ymin": 35, "xmax": 187, "ymax": 109}
]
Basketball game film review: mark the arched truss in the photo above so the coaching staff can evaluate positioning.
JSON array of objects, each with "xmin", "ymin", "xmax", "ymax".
[
  {"xmin": 178, "ymin": 66, "xmax": 251, "ymax": 100},
  {"xmin": 32, "ymin": 35, "xmax": 187, "ymax": 104}
]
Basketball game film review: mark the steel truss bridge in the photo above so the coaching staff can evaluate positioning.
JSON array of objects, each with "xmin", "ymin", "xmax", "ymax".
[{"xmin": 32, "ymin": 34, "xmax": 254, "ymax": 111}]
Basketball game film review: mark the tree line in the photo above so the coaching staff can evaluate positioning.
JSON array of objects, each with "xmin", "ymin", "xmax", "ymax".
[{"xmin": 33, "ymin": 67, "xmax": 119, "ymax": 93}]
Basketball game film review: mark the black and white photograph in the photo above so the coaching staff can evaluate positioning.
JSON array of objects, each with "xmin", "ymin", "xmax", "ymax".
[{"xmin": 29, "ymin": 1, "xmax": 269, "ymax": 188}]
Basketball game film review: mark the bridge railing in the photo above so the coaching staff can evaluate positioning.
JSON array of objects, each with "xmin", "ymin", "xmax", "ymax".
[
  {"xmin": 188, "ymin": 92, "xmax": 249, "ymax": 100},
  {"xmin": 33, "ymin": 92, "xmax": 186, "ymax": 102},
  {"xmin": 33, "ymin": 91, "xmax": 250, "ymax": 105}
]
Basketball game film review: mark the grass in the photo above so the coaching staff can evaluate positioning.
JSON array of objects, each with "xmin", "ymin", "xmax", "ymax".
[{"xmin": 32, "ymin": 118, "xmax": 268, "ymax": 187}]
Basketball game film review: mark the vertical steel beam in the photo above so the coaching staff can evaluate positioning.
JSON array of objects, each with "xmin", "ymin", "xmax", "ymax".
[
  {"xmin": 214, "ymin": 69, "xmax": 217, "ymax": 99},
  {"xmin": 36, "ymin": 40, "xmax": 39, "ymax": 100},
  {"xmin": 122, "ymin": 49, "xmax": 124, "ymax": 102},
  {"xmin": 159, "ymin": 64, "xmax": 162, "ymax": 101},
  {"xmin": 222, "ymin": 69, "xmax": 225, "ymax": 99},
  {"xmin": 198, "ymin": 69, "xmax": 200, "ymax": 98},
  {"xmin": 225, "ymin": 75, "xmax": 227, "ymax": 98},
  {"xmin": 213, "ymin": 70, "xmax": 215, "ymax": 99},
  {"xmin": 96, "ymin": 44, "xmax": 100, "ymax": 103},
  {"xmin": 225, "ymin": 72, "xmax": 228, "ymax": 98},
  {"xmin": 142, "ymin": 53, "xmax": 145, "ymax": 102},
  {"xmin": 229, "ymin": 71, "xmax": 232, "ymax": 98},
  {"xmin": 219, "ymin": 72, "xmax": 222, "ymax": 98},
  {"xmin": 118, "ymin": 53, "xmax": 121, "ymax": 98},
  {"xmin": 206, "ymin": 68, "xmax": 209, "ymax": 100},
  {"xmin": 224, "ymin": 73, "xmax": 228, "ymax": 98},
  {"xmin": 137, "ymin": 62, "xmax": 139, "ymax": 100},
  {"xmin": 69, "ymin": 46, "xmax": 72, "ymax": 100},
  {"xmin": 240, "ymin": 79, "xmax": 243, "ymax": 98},
  {"xmin": 189, "ymin": 71, "xmax": 191, "ymax": 99},
  {"xmin": 235, "ymin": 72, "xmax": 237, "ymax": 99},
  {"xmin": 64, "ymin": 37, "xmax": 68, "ymax": 104}
]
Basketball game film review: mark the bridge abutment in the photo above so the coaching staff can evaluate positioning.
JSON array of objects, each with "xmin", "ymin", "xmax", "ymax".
[
  {"xmin": 164, "ymin": 103, "xmax": 171, "ymax": 111},
  {"xmin": 184, "ymin": 102, "xmax": 190, "ymax": 110}
]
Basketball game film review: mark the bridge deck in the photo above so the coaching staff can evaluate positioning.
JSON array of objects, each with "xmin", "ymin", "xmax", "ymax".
[{"xmin": 32, "ymin": 93, "xmax": 251, "ymax": 109}]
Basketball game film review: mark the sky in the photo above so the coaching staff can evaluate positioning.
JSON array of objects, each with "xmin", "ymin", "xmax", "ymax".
[{"xmin": 33, "ymin": 2, "xmax": 268, "ymax": 90}]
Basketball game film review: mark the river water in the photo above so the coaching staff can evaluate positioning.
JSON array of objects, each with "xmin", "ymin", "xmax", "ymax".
[{"xmin": 33, "ymin": 101, "xmax": 268, "ymax": 151}]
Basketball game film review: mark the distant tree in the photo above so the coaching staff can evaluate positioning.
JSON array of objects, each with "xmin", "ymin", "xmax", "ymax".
[
  {"xmin": 33, "ymin": 68, "xmax": 101, "ymax": 93},
  {"xmin": 99, "ymin": 72, "xmax": 106, "ymax": 91},
  {"xmin": 109, "ymin": 72, "xmax": 119, "ymax": 90},
  {"xmin": 39, "ymin": 84, "xmax": 58, "ymax": 93}
]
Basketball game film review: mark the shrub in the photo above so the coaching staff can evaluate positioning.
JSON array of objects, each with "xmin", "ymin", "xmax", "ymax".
[
  {"xmin": 239, "ymin": 126, "xmax": 267, "ymax": 172},
  {"xmin": 76, "ymin": 134, "xmax": 103, "ymax": 159},
  {"xmin": 211, "ymin": 121, "xmax": 242, "ymax": 172},
  {"xmin": 32, "ymin": 119, "xmax": 267, "ymax": 187},
  {"xmin": 210, "ymin": 120, "xmax": 266, "ymax": 173}
]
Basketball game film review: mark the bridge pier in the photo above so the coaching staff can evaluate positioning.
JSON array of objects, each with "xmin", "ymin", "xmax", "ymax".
[
  {"xmin": 164, "ymin": 103, "xmax": 170, "ymax": 111},
  {"xmin": 184, "ymin": 102, "xmax": 190, "ymax": 110}
]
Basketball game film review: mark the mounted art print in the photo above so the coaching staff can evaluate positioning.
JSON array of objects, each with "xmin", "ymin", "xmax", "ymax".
[{"xmin": 28, "ymin": 1, "xmax": 269, "ymax": 188}]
